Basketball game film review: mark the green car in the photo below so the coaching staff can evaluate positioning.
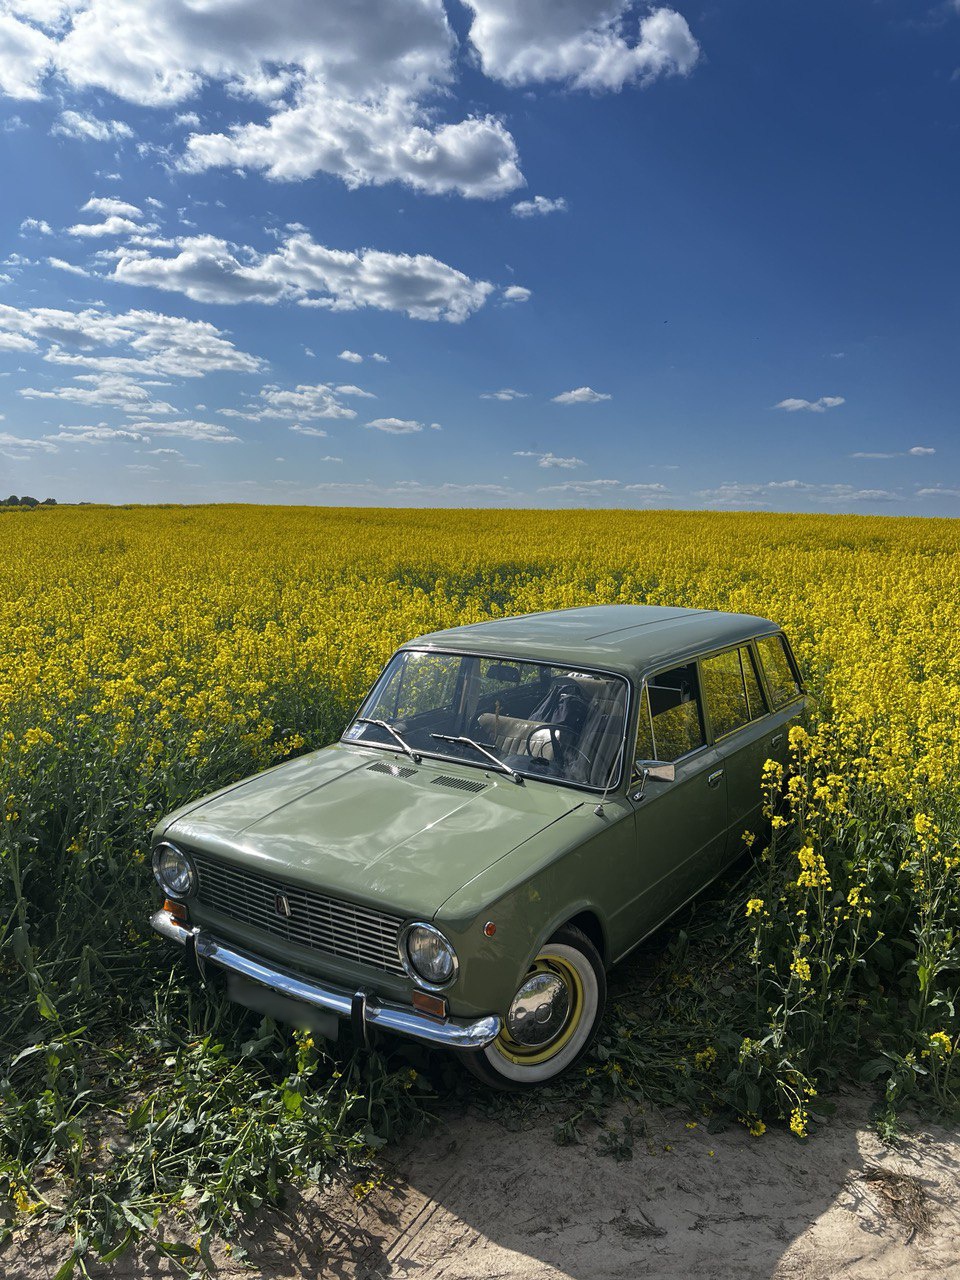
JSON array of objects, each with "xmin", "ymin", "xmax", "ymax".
[{"xmin": 150, "ymin": 605, "xmax": 805, "ymax": 1088}]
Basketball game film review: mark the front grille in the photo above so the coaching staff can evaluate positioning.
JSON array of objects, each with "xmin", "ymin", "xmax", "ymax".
[
  {"xmin": 193, "ymin": 852, "xmax": 406, "ymax": 976},
  {"xmin": 431, "ymin": 775, "xmax": 487, "ymax": 793}
]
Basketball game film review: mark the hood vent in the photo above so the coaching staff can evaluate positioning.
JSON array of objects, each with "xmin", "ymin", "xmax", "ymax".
[
  {"xmin": 367, "ymin": 761, "xmax": 417, "ymax": 779},
  {"xmin": 432, "ymin": 775, "xmax": 487, "ymax": 794}
]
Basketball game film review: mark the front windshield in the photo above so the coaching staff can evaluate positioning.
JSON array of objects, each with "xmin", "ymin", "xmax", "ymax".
[{"xmin": 343, "ymin": 650, "xmax": 629, "ymax": 791}]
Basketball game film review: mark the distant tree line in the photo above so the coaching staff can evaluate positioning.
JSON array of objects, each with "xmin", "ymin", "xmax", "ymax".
[{"xmin": 1, "ymin": 495, "xmax": 57, "ymax": 507}]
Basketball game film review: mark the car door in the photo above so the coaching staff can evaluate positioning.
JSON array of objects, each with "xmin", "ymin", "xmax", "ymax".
[
  {"xmin": 614, "ymin": 663, "xmax": 727, "ymax": 955},
  {"xmin": 698, "ymin": 644, "xmax": 775, "ymax": 861}
]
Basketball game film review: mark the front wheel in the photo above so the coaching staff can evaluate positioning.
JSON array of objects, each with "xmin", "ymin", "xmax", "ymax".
[{"xmin": 461, "ymin": 925, "xmax": 606, "ymax": 1090}]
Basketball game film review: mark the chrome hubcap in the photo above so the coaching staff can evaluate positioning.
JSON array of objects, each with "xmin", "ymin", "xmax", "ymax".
[{"xmin": 505, "ymin": 971, "xmax": 570, "ymax": 1047}]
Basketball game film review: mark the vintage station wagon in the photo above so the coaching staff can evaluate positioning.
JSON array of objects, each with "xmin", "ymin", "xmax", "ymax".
[{"xmin": 150, "ymin": 605, "xmax": 805, "ymax": 1087}]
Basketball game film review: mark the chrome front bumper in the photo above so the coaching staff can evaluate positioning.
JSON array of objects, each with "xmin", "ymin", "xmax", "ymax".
[{"xmin": 150, "ymin": 909, "xmax": 501, "ymax": 1051}]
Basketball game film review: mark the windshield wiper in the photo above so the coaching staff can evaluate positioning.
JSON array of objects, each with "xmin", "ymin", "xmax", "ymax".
[
  {"xmin": 430, "ymin": 734, "xmax": 523, "ymax": 784},
  {"xmin": 354, "ymin": 717, "xmax": 422, "ymax": 764}
]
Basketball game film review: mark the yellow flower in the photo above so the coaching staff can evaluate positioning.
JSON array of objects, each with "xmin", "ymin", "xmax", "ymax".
[
  {"xmin": 790, "ymin": 956, "xmax": 812, "ymax": 983},
  {"xmin": 694, "ymin": 1046, "xmax": 717, "ymax": 1070},
  {"xmin": 745, "ymin": 898, "xmax": 764, "ymax": 917},
  {"xmin": 789, "ymin": 1108, "xmax": 808, "ymax": 1138}
]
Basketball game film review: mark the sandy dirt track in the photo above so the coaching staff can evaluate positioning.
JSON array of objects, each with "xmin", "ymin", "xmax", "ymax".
[{"xmin": 10, "ymin": 1090, "xmax": 960, "ymax": 1280}]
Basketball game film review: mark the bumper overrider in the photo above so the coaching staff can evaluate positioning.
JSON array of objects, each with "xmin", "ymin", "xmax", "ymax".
[{"xmin": 150, "ymin": 908, "xmax": 501, "ymax": 1051}]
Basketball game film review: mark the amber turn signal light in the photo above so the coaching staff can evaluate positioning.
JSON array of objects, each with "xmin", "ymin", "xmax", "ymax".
[
  {"xmin": 164, "ymin": 899, "xmax": 187, "ymax": 922},
  {"xmin": 412, "ymin": 990, "xmax": 448, "ymax": 1020}
]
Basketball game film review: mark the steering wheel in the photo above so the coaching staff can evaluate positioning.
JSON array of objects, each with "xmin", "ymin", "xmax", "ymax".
[{"xmin": 524, "ymin": 726, "xmax": 592, "ymax": 777}]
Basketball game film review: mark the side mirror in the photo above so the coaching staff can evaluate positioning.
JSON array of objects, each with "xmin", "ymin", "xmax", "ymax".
[
  {"xmin": 632, "ymin": 759, "xmax": 676, "ymax": 801},
  {"xmin": 635, "ymin": 759, "xmax": 676, "ymax": 783}
]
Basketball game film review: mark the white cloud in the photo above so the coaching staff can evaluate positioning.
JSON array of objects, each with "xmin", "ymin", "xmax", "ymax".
[
  {"xmin": 45, "ymin": 423, "xmax": 147, "ymax": 444},
  {"xmin": 370, "ymin": 351, "xmax": 389, "ymax": 362},
  {"xmin": 110, "ymin": 231, "xmax": 495, "ymax": 321},
  {"xmin": 502, "ymin": 284, "xmax": 531, "ymax": 303},
  {"xmin": 334, "ymin": 384, "xmax": 376, "ymax": 398},
  {"xmin": 0, "ymin": 10, "xmax": 54, "ymax": 99},
  {"xmin": 339, "ymin": 349, "xmax": 363, "ymax": 363},
  {"xmin": 52, "ymin": 110, "xmax": 132, "ymax": 142},
  {"xmin": 698, "ymin": 480, "xmax": 902, "ymax": 508},
  {"xmin": 514, "ymin": 450, "xmax": 585, "ymax": 469},
  {"xmin": 366, "ymin": 417, "xmax": 424, "ymax": 433},
  {"xmin": 182, "ymin": 89, "xmax": 522, "ymax": 197},
  {"xmin": 917, "ymin": 487, "xmax": 960, "ymax": 499},
  {"xmin": 125, "ymin": 418, "xmax": 240, "ymax": 443},
  {"xmin": 0, "ymin": 430, "xmax": 58, "ymax": 456},
  {"xmin": 20, "ymin": 372, "xmax": 177, "ymax": 415},
  {"xmin": 851, "ymin": 445, "xmax": 935, "ymax": 459},
  {"xmin": 67, "ymin": 214, "xmax": 147, "ymax": 237},
  {"xmin": 552, "ymin": 385, "xmax": 611, "ymax": 405},
  {"xmin": 511, "ymin": 195, "xmax": 567, "ymax": 218},
  {"xmin": 47, "ymin": 257, "xmax": 88, "ymax": 275},
  {"xmin": 774, "ymin": 396, "xmax": 845, "ymax": 413},
  {"xmin": 0, "ymin": 0, "xmax": 524, "ymax": 198},
  {"xmin": 81, "ymin": 195, "xmax": 143, "ymax": 219},
  {"xmin": 463, "ymin": 1, "xmax": 700, "ymax": 91},
  {"xmin": 0, "ymin": 303, "xmax": 262, "ymax": 378},
  {"xmin": 20, "ymin": 217, "xmax": 52, "ymax": 234},
  {"xmin": 220, "ymin": 382, "xmax": 358, "ymax": 422},
  {"xmin": 481, "ymin": 387, "xmax": 528, "ymax": 400},
  {"xmin": 289, "ymin": 425, "xmax": 329, "ymax": 437}
]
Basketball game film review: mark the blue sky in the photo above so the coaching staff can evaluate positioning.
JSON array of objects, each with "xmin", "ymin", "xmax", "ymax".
[{"xmin": 0, "ymin": 0, "xmax": 957, "ymax": 512}]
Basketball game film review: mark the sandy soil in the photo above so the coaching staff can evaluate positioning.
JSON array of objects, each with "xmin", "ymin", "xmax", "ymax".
[{"xmin": 9, "ymin": 1090, "xmax": 960, "ymax": 1280}]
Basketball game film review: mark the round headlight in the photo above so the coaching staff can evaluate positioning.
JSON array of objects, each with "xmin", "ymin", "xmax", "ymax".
[
  {"xmin": 402, "ymin": 923, "xmax": 457, "ymax": 987},
  {"xmin": 152, "ymin": 843, "xmax": 197, "ymax": 899}
]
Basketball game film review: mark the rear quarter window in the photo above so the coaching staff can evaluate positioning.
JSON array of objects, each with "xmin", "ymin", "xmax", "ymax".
[{"xmin": 756, "ymin": 634, "xmax": 802, "ymax": 708}]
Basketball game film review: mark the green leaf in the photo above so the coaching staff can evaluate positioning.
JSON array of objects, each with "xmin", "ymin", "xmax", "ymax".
[{"xmin": 52, "ymin": 1256, "xmax": 76, "ymax": 1280}]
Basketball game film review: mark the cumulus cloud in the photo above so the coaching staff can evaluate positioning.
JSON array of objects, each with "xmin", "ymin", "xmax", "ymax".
[
  {"xmin": 0, "ymin": 430, "xmax": 58, "ymax": 457},
  {"xmin": 20, "ymin": 217, "xmax": 52, "ymax": 234},
  {"xmin": 338, "ymin": 349, "xmax": 363, "ymax": 362},
  {"xmin": 552, "ymin": 385, "xmax": 611, "ymax": 405},
  {"xmin": 52, "ymin": 109, "xmax": 132, "ymax": 142},
  {"xmin": 0, "ymin": 0, "xmax": 524, "ymax": 198},
  {"xmin": 47, "ymin": 257, "xmax": 88, "ymax": 275},
  {"xmin": 463, "ymin": 1, "xmax": 700, "ymax": 91},
  {"xmin": 511, "ymin": 195, "xmax": 567, "ymax": 218},
  {"xmin": 110, "ymin": 231, "xmax": 495, "ymax": 321},
  {"xmin": 81, "ymin": 195, "xmax": 143, "ymax": 219},
  {"xmin": 481, "ymin": 387, "xmax": 528, "ymax": 400},
  {"xmin": 67, "ymin": 214, "xmax": 146, "ymax": 237},
  {"xmin": 774, "ymin": 396, "xmax": 845, "ymax": 412},
  {"xmin": 370, "ymin": 351, "xmax": 389, "ymax": 362},
  {"xmin": 514, "ymin": 450, "xmax": 585, "ymax": 469},
  {"xmin": 0, "ymin": 303, "xmax": 262, "ymax": 378},
  {"xmin": 45, "ymin": 423, "xmax": 148, "ymax": 445},
  {"xmin": 501, "ymin": 284, "xmax": 531, "ymax": 303},
  {"xmin": 20, "ymin": 372, "xmax": 177, "ymax": 415},
  {"xmin": 219, "ymin": 383, "xmax": 359, "ymax": 422},
  {"xmin": 366, "ymin": 417, "xmax": 424, "ymax": 433},
  {"xmin": 124, "ymin": 418, "xmax": 240, "ymax": 443}
]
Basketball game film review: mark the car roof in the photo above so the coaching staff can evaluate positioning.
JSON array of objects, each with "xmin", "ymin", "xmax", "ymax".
[{"xmin": 405, "ymin": 605, "xmax": 782, "ymax": 679}]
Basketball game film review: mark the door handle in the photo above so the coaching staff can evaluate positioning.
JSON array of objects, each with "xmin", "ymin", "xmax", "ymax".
[
  {"xmin": 771, "ymin": 734, "xmax": 783, "ymax": 748},
  {"xmin": 707, "ymin": 768, "xmax": 724, "ymax": 788}
]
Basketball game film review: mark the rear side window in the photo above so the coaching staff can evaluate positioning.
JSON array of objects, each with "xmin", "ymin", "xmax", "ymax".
[
  {"xmin": 700, "ymin": 647, "xmax": 767, "ymax": 739},
  {"xmin": 635, "ymin": 662, "xmax": 705, "ymax": 765},
  {"xmin": 756, "ymin": 634, "xmax": 802, "ymax": 708}
]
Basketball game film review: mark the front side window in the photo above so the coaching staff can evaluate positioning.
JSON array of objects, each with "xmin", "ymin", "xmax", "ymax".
[
  {"xmin": 345, "ymin": 651, "xmax": 629, "ymax": 790},
  {"xmin": 700, "ymin": 646, "xmax": 767, "ymax": 739},
  {"xmin": 634, "ymin": 662, "xmax": 705, "ymax": 768}
]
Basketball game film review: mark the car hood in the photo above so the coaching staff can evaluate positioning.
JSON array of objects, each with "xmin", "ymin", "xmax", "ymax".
[{"xmin": 159, "ymin": 744, "xmax": 583, "ymax": 919}]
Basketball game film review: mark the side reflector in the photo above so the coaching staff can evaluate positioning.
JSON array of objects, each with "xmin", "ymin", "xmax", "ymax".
[
  {"xmin": 412, "ymin": 990, "xmax": 448, "ymax": 1020},
  {"xmin": 164, "ymin": 899, "xmax": 187, "ymax": 922},
  {"xmin": 483, "ymin": 921, "xmax": 497, "ymax": 937}
]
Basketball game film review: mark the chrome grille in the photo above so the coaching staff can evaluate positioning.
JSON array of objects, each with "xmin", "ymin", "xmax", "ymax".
[{"xmin": 192, "ymin": 852, "xmax": 406, "ymax": 976}]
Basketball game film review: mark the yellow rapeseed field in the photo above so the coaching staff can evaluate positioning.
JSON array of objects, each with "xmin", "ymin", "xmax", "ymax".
[{"xmin": 1, "ymin": 503, "xmax": 958, "ymax": 1253}]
